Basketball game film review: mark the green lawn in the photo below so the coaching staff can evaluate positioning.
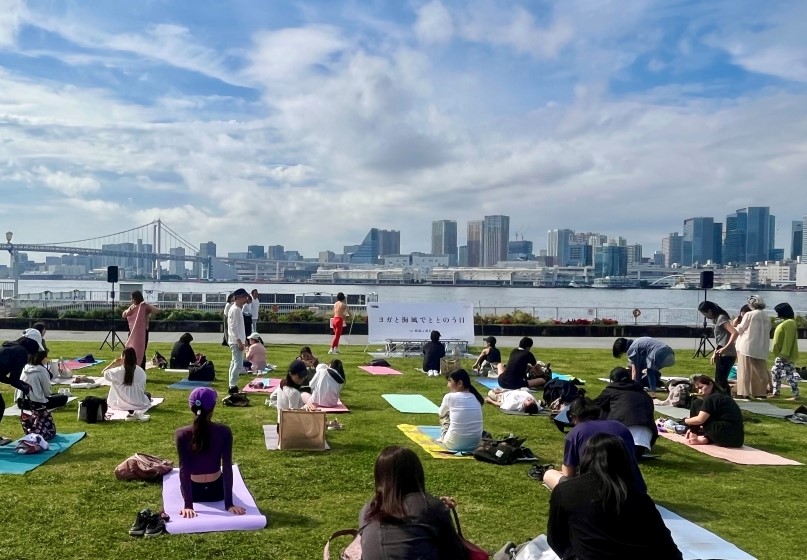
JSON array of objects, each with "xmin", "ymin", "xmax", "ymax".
[{"xmin": 1, "ymin": 342, "xmax": 803, "ymax": 560}]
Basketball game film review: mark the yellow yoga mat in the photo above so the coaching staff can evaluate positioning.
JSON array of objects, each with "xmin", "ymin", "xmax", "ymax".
[{"xmin": 397, "ymin": 424, "xmax": 472, "ymax": 460}]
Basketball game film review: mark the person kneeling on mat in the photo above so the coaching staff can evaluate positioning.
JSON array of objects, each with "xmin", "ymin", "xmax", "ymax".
[
  {"xmin": 682, "ymin": 375, "xmax": 744, "ymax": 448},
  {"xmin": 175, "ymin": 387, "xmax": 245, "ymax": 518}
]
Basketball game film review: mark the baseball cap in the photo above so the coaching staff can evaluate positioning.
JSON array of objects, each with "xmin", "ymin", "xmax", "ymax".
[
  {"xmin": 189, "ymin": 387, "xmax": 218, "ymax": 412},
  {"xmin": 248, "ymin": 332, "xmax": 262, "ymax": 340},
  {"xmin": 23, "ymin": 329, "xmax": 45, "ymax": 351},
  {"xmin": 288, "ymin": 359, "xmax": 308, "ymax": 376}
]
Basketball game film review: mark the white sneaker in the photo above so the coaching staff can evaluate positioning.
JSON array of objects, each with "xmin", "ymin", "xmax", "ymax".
[
  {"xmin": 327, "ymin": 348, "xmax": 334, "ymax": 354},
  {"xmin": 125, "ymin": 411, "xmax": 150, "ymax": 422},
  {"xmin": 332, "ymin": 348, "xmax": 340, "ymax": 354},
  {"xmin": 58, "ymin": 388, "xmax": 73, "ymax": 397}
]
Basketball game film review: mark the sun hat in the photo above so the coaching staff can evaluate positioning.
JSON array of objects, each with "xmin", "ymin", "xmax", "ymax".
[
  {"xmin": 189, "ymin": 387, "xmax": 218, "ymax": 412},
  {"xmin": 23, "ymin": 329, "xmax": 45, "ymax": 351}
]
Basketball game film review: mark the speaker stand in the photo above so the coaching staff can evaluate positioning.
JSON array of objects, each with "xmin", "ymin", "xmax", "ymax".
[
  {"xmin": 100, "ymin": 282, "xmax": 124, "ymax": 350},
  {"xmin": 693, "ymin": 288, "xmax": 715, "ymax": 358}
]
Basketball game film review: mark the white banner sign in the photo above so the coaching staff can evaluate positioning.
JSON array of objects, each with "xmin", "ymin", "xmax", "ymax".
[{"xmin": 367, "ymin": 301, "xmax": 475, "ymax": 344}]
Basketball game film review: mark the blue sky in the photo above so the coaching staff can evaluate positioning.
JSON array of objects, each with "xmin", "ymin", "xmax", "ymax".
[{"xmin": 1, "ymin": 0, "xmax": 806, "ymax": 257}]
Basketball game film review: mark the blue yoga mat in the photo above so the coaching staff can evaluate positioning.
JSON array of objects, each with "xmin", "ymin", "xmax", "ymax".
[
  {"xmin": 418, "ymin": 426, "xmax": 442, "ymax": 439},
  {"xmin": 475, "ymin": 378, "xmax": 500, "ymax": 390},
  {"xmin": 0, "ymin": 432, "xmax": 86, "ymax": 475},
  {"xmin": 168, "ymin": 379, "xmax": 212, "ymax": 390},
  {"xmin": 382, "ymin": 394, "xmax": 440, "ymax": 414}
]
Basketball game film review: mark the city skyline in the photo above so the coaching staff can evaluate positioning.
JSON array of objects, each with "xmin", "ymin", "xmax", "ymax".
[{"xmin": 2, "ymin": 1, "xmax": 807, "ymax": 256}]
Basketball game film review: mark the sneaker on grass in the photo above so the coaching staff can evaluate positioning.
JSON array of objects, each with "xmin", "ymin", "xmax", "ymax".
[
  {"xmin": 129, "ymin": 508, "xmax": 153, "ymax": 537},
  {"xmin": 125, "ymin": 411, "xmax": 150, "ymax": 422},
  {"xmin": 144, "ymin": 513, "xmax": 166, "ymax": 537}
]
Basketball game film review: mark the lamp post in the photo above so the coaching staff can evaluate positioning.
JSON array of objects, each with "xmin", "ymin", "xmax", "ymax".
[{"xmin": 5, "ymin": 231, "xmax": 18, "ymax": 299}]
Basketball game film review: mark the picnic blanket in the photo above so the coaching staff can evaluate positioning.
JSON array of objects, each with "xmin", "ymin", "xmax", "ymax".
[
  {"xmin": 4, "ymin": 397, "xmax": 78, "ymax": 417},
  {"xmin": 262, "ymin": 425, "xmax": 330, "ymax": 451},
  {"xmin": 657, "ymin": 431, "xmax": 802, "ymax": 465},
  {"xmin": 0, "ymin": 432, "xmax": 86, "ymax": 475},
  {"xmin": 360, "ymin": 365, "xmax": 403, "ymax": 376},
  {"xmin": 242, "ymin": 378, "xmax": 281, "ymax": 394},
  {"xmin": 106, "ymin": 397, "xmax": 165, "ymax": 420},
  {"xmin": 382, "ymin": 394, "xmax": 439, "ymax": 414},
  {"xmin": 162, "ymin": 466, "xmax": 267, "ymax": 534},
  {"xmin": 167, "ymin": 379, "xmax": 212, "ymax": 390},
  {"xmin": 397, "ymin": 424, "xmax": 472, "ymax": 459}
]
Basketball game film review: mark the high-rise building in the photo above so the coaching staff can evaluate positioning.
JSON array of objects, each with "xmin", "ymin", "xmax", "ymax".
[
  {"xmin": 458, "ymin": 245, "xmax": 468, "ymax": 267},
  {"xmin": 791, "ymin": 221, "xmax": 803, "ymax": 261},
  {"xmin": 683, "ymin": 217, "xmax": 715, "ymax": 266},
  {"xmin": 482, "ymin": 215, "xmax": 509, "ymax": 266},
  {"xmin": 712, "ymin": 223, "xmax": 723, "ymax": 265},
  {"xmin": 169, "ymin": 247, "xmax": 186, "ymax": 277},
  {"xmin": 349, "ymin": 229, "xmax": 380, "ymax": 264},
  {"xmin": 652, "ymin": 251, "xmax": 665, "ymax": 266},
  {"xmin": 626, "ymin": 244, "xmax": 643, "ymax": 267},
  {"xmin": 662, "ymin": 233, "xmax": 683, "ymax": 267},
  {"xmin": 547, "ymin": 229, "xmax": 574, "ymax": 267},
  {"xmin": 378, "ymin": 230, "xmax": 401, "ymax": 257},
  {"xmin": 266, "ymin": 245, "xmax": 285, "ymax": 260},
  {"xmin": 768, "ymin": 215, "xmax": 776, "ymax": 260},
  {"xmin": 467, "ymin": 220, "xmax": 483, "ymax": 267},
  {"xmin": 507, "ymin": 240, "xmax": 533, "ymax": 261},
  {"xmin": 568, "ymin": 244, "xmax": 593, "ymax": 266},
  {"xmin": 725, "ymin": 207, "xmax": 773, "ymax": 264},
  {"xmin": 247, "ymin": 245, "xmax": 265, "ymax": 259},
  {"xmin": 319, "ymin": 251, "xmax": 337, "ymax": 262},
  {"xmin": 193, "ymin": 241, "xmax": 216, "ymax": 279},
  {"xmin": 431, "ymin": 220, "xmax": 458, "ymax": 265},
  {"xmin": 802, "ymin": 215, "xmax": 807, "ymax": 261},
  {"xmin": 594, "ymin": 244, "xmax": 628, "ymax": 277}
]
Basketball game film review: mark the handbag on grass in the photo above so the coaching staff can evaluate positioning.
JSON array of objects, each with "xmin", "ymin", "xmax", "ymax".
[
  {"xmin": 114, "ymin": 453, "xmax": 174, "ymax": 481},
  {"xmin": 279, "ymin": 409, "xmax": 327, "ymax": 451},
  {"xmin": 19, "ymin": 403, "xmax": 57, "ymax": 441},
  {"xmin": 450, "ymin": 506, "xmax": 491, "ymax": 560},
  {"xmin": 323, "ymin": 528, "xmax": 362, "ymax": 560}
]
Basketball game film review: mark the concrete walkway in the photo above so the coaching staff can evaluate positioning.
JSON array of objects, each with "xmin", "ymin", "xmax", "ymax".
[{"xmin": 5, "ymin": 329, "xmax": 807, "ymax": 352}]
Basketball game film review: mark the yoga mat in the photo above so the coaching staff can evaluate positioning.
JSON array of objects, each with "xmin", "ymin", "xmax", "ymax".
[
  {"xmin": 52, "ymin": 376, "xmax": 110, "ymax": 386},
  {"xmin": 657, "ymin": 431, "xmax": 802, "ymax": 465},
  {"xmin": 657, "ymin": 506, "xmax": 756, "ymax": 560},
  {"xmin": 242, "ymin": 378, "xmax": 281, "ymax": 394},
  {"xmin": 359, "ymin": 365, "xmax": 403, "ymax": 376},
  {"xmin": 736, "ymin": 400, "xmax": 794, "ymax": 419},
  {"xmin": 63, "ymin": 359, "xmax": 104, "ymax": 370},
  {"xmin": 165, "ymin": 368, "xmax": 189, "ymax": 374},
  {"xmin": 263, "ymin": 425, "xmax": 329, "ymax": 451},
  {"xmin": 0, "ymin": 432, "xmax": 86, "ymax": 475},
  {"xmin": 310, "ymin": 400, "xmax": 349, "ymax": 413},
  {"xmin": 106, "ymin": 397, "xmax": 165, "ymax": 420},
  {"xmin": 382, "ymin": 394, "xmax": 440, "ymax": 414},
  {"xmin": 654, "ymin": 404, "xmax": 689, "ymax": 420},
  {"xmin": 397, "ymin": 424, "xmax": 472, "ymax": 459},
  {"xmin": 4, "ymin": 397, "xmax": 78, "ymax": 417},
  {"xmin": 550, "ymin": 372, "xmax": 584, "ymax": 384},
  {"xmin": 475, "ymin": 378, "xmax": 501, "ymax": 390},
  {"xmin": 162, "ymin": 465, "xmax": 267, "ymax": 534},
  {"xmin": 661, "ymin": 376, "xmax": 689, "ymax": 382},
  {"xmin": 168, "ymin": 379, "xmax": 212, "ymax": 390}
]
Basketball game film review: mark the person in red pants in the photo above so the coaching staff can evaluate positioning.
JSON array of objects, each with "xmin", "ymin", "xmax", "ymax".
[{"xmin": 329, "ymin": 292, "xmax": 349, "ymax": 354}]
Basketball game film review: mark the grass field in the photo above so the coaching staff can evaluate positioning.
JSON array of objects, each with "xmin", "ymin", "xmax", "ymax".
[{"xmin": 1, "ymin": 341, "xmax": 804, "ymax": 560}]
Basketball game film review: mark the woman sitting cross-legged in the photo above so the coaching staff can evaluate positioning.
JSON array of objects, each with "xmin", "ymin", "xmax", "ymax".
[
  {"xmin": 359, "ymin": 445, "xmax": 467, "ymax": 560},
  {"xmin": 547, "ymin": 433, "xmax": 682, "ymax": 560},
  {"xmin": 437, "ymin": 369, "xmax": 484, "ymax": 452},
  {"xmin": 14, "ymin": 348, "xmax": 68, "ymax": 410},
  {"xmin": 304, "ymin": 359, "xmax": 346, "ymax": 408},
  {"xmin": 103, "ymin": 347, "xmax": 152, "ymax": 420},
  {"xmin": 683, "ymin": 374, "xmax": 744, "ymax": 447},
  {"xmin": 175, "ymin": 387, "xmax": 246, "ymax": 518},
  {"xmin": 245, "ymin": 333, "xmax": 267, "ymax": 372},
  {"xmin": 169, "ymin": 332, "xmax": 196, "ymax": 370}
]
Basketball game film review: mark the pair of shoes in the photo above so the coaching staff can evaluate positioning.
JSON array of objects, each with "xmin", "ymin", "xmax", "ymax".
[
  {"xmin": 332, "ymin": 348, "xmax": 339, "ymax": 354},
  {"xmin": 327, "ymin": 348, "xmax": 334, "ymax": 354},
  {"xmin": 326, "ymin": 419, "xmax": 345, "ymax": 431},
  {"xmin": 228, "ymin": 386, "xmax": 239, "ymax": 395},
  {"xmin": 58, "ymin": 388, "xmax": 73, "ymax": 397},
  {"xmin": 527, "ymin": 464, "xmax": 555, "ymax": 482},
  {"xmin": 130, "ymin": 508, "xmax": 168, "ymax": 537},
  {"xmin": 125, "ymin": 411, "xmax": 150, "ymax": 422},
  {"xmin": 427, "ymin": 370, "xmax": 439, "ymax": 377}
]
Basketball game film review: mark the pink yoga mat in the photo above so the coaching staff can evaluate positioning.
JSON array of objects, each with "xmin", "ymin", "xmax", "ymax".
[
  {"xmin": 162, "ymin": 466, "xmax": 267, "ymax": 534},
  {"xmin": 359, "ymin": 365, "xmax": 403, "ymax": 376},
  {"xmin": 311, "ymin": 400, "xmax": 349, "ymax": 413},
  {"xmin": 242, "ymin": 378, "xmax": 281, "ymax": 393},
  {"xmin": 658, "ymin": 431, "xmax": 802, "ymax": 465},
  {"xmin": 63, "ymin": 361, "xmax": 95, "ymax": 371}
]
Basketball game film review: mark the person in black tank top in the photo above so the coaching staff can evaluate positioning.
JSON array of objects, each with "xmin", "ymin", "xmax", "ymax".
[{"xmin": 473, "ymin": 336, "xmax": 502, "ymax": 373}]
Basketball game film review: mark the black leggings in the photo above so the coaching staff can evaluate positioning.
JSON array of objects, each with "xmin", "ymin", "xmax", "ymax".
[
  {"xmin": 192, "ymin": 475, "xmax": 224, "ymax": 503},
  {"xmin": 714, "ymin": 354, "xmax": 736, "ymax": 392}
]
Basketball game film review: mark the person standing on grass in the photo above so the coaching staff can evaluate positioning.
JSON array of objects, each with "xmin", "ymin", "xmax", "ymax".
[
  {"xmin": 735, "ymin": 295, "xmax": 771, "ymax": 399},
  {"xmin": 226, "ymin": 288, "xmax": 250, "ymax": 395},
  {"xmin": 122, "ymin": 290, "xmax": 159, "ymax": 369},
  {"xmin": 249, "ymin": 289, "xmax": 261, "ymax": 330},
  {"xmin": 771, "ymin": 303, "xmax": 800, "ymax": 400},
  {"xmin": 697, "ymin": 300, "xmax": 738, "ymax": 391},
  {"xmin": 329, "ymin": 292, "xmax": 349, "ymax": 355},
  {"xmin": 222, "ymin": 292, "xmax": 234, "ymax": 346},
  {"xmin": 683, "ymin": 375, "xmax": 744, "ymax": 447},
  {"xmin": 612, "ymin": 336, "xmax": 674, "ymax": 394},
  {"xmin": 438, "ymin": 369, "xmax": 484, "ymax": 453},
  {"xmin": 242, "ymin": 294, "xmax": 254, "ymax": 339}
]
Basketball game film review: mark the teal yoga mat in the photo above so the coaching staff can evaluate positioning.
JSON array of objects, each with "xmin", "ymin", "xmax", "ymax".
[
  {"xmin": 168, "ymin": 379, "xmax": 212, "ymax": 390},
  {"xmin": 0, "ymin": 432, "xmax": 86, "ymax": 475},
  {"xmin": 475, "ymin": 378, "xmax": 500, "ymax": 390},
  {"xmin": 382, "ymin": 394, "xmax": 440, "ymax": 414}
]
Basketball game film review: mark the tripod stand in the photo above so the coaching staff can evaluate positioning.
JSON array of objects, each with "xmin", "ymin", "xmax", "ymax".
[
  {"xmin": 100, "ymin": 282, "xmax": 124, "ymax": 350},
  {"xmin": 693, "ymin": 288, "xmax": 715, "ymax": 358}
]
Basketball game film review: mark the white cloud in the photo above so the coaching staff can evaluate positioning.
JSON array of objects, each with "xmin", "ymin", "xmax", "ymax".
[
  {"xmin": 0, "ymin": 0, "xmax": 25, "ymax": 48},
  {"xmin": 415, "ymin": 1, "xmax": 454, "ymax": 45},
  {"xmin": 34, "ymin": 167, "xmax": 101, "ymax": 196}
]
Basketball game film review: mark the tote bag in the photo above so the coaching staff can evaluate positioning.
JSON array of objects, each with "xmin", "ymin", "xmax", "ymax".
[{"xmin": 279, "ymin": 409, "xmax": 327, "ymax": 451}]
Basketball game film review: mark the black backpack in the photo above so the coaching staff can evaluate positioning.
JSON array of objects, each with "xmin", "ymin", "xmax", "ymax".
[
  {"xmin": 370, "ymin": 359, "xmax": 391, "ymax": 367},
  {"xmin": 188, "ymin": 361, "xmax": 215, "ymax": 382},
  {"xmin": 78, "ymin": 396, "xmax": 108, "ymax": 423},
  {"xmin": 473, "ymin": 435, "xmax": 527, "ymax": 465},
  {"xmin": 542, "ymin": 379, "xmax": 581, "ymax": 408}
]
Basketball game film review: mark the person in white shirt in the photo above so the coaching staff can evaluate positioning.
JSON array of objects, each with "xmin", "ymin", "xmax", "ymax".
[
  {"xmin": 222, "ymin": 292, "xmax": 234, "ymax": 346},
  {"xmin": 103, "ymin": 347, "xmax": 152, "ymax": 416},
  {"xmin": 438, "ymin": 369, "xmax": 484, "ymax": 452},
  {"xmin": 249, "ymin": 289, "xmax": 260, "ymax": 328},
  {"xmin": 735, "ymin": 295, "xmax": 772, "ymax": 399},
  {"xmin": 305, "ymin": 359, "xmax": 346, "ymax": 407},
  {"xmin": 242, "ymin": 294, "xmax": 254, "ymax": 339},
  {"xmin": 226, "ymin": 288, "xmax": 250, "ymax": 395},
  {"xmin": 14, "ymin": 349, "xmax": 68, "ymax": 409},
  {"xmin": 269, "ymin": 360, "xmax": 316, "ymax": 426},
  {"xmin": 485, "ymin": 388, "xmax": 541, "ymax": 414}
]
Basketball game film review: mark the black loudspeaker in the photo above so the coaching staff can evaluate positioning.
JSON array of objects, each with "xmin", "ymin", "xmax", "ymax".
[
  {"xmin": 700, "ymin": 270, "xmax": 714, "ymax": 289},
  {"xmin": 107, "ymin": 265, "xmax": 119, "ymax": 283}
]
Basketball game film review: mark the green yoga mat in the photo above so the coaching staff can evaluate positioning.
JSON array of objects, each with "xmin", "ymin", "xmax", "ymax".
[
  {"xmin": 382, "ymin": 394, "xmax": 440, "ymax": 414},
  {"xmin": 0, "ymin": 432, "xmax": 86, "ymax": 475}
]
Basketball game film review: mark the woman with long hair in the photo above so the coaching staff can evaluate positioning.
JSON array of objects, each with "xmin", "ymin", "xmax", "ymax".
[
  {"xmin": 735, "ymin": 295, "xmax": 771, "ymax": 399},
  {"xmin": 438, "ymin": 369, "xmax": 484, "ymax": 452},
  {"xmin": 14, "ymin": 348, "xmax": 68, "ymax": 410},
  {"xmin": 306, "ymin": 359, "xmax": 346, "ymax": 407},
  {"xmin": 683, "ymin": 375, "xmax": 744, "ymax": 447},
  {"xmin": 697, "ymin": 300, "xmax": 738, "ymax": 391},
  {"xmin": 103, "ymin": 347, "xmax": 152, "ymax": 417},
  {"xmin": 359, "ymin": 446, "xmax": 466, "ymax": 559},
  {"xmin": 175, "ymin": 387, "xmax": 245, "ymax": 518},
  {"xmin": 122, "ymin": 290, "xmax": 159, "ymax": 368},
  {"xmin": 547, "ymin": 434, "xmax": 682, "ymax": 560},
  {"xmin": 269, "ymin": 360, "xmax": 317, "ymax": 425}
]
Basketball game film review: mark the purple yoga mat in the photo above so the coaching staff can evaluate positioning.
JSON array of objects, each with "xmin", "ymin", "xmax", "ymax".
[
  {"xmin": 162, "ymin": 466, "xmax": 267, "ymax": 534},
  {"xmin": 359, "ymin": 365, "xmax": 403, "ymax": 376}
]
